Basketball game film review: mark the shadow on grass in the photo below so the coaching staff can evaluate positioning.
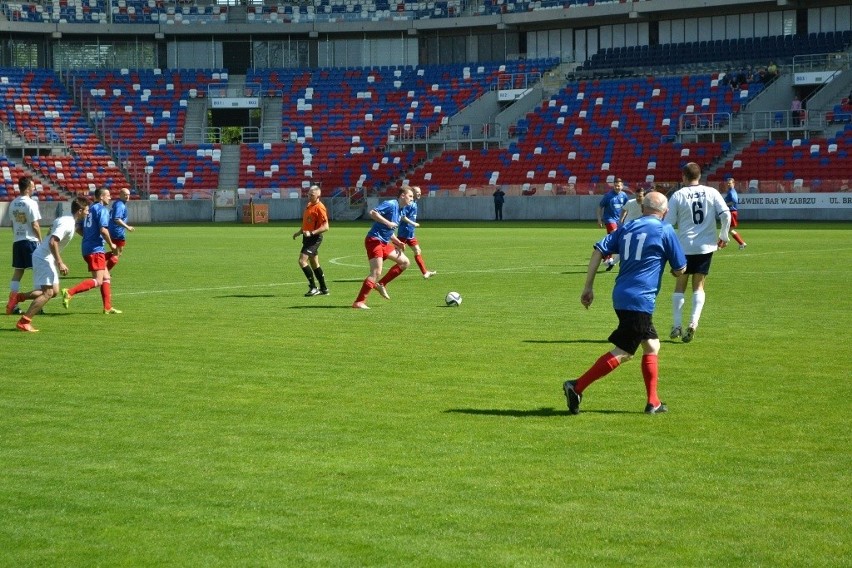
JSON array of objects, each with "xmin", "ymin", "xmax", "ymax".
[
  {"xmin": 8, "ymin": 311, "xmax": 71, "ymax": 318},
  {"xmin": 523, "ymin": 339, "xmax": 610, "ymax": 344},
  {"xmin": 445, "ymin": 407, "xmax": 634, "ymax": 417}
]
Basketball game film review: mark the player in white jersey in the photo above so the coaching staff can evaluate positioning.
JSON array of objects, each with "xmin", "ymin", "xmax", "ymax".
[
  {"xmin": 6, "ymin": 176, "xmax": 42, "ymax": 314},
  {"xmin": 14, "ymin": 197, "xmax": 89, "ymax": 332},
  {"xmin": 619, "ymin": 187, "xmax": 647, "ymax": 225},
  {"xmin": 664, "ymin": 162, "xmax": 731, "ymax": 343}
]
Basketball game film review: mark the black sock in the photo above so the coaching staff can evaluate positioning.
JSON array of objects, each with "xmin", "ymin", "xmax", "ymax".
[
  {"xmin": 302, "ymin": 265, "xmax": 315, "ymax": 288},
  {"xmin": 313, "ymin": 266, "xmax": 326, "ymax": 290}
]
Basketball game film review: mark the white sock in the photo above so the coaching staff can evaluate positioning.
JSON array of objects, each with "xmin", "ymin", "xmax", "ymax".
[
  {"xmin": 10, "ymin": 280, "xmax": 20, "ymax": 293},
  {"xmin": 690, "ymin": 291, "xmax": 706, "ymax": 328},
  {"xmin": 672, "ymin": 293, "xmax": 685, "ymax": 327}
]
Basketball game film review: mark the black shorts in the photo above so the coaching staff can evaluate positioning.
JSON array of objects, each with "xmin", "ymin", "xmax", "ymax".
[
  {"xmin": 608, "ymin": 309, "xmax": 658, "ymax": 355},
  {"xmin": 300, "ymin": 234, "xmax": 323, "ymax": 257},
  {"xmin": 12, "ymin": 240, "xmax": 38, "ymax": 269},
  {"xmin": 685, "ymin": 252, "xmax": 714, "ymax": 275}
]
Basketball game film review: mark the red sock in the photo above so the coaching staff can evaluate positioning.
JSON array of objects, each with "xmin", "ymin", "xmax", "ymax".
[
  {"xmin": 106, "ymin": 253, "xmax": 119, "ymax": 270},
  {"xmin": 415, "ymin": 254, "xmax": 427, "ymax": 274},
  {"xmin": 68, "ymin": 279, "xmax": 98, "ymax": 296},
  {"xmin": 731, "ymin": 231, "xmax": 745, "ymax": 246},
  {"xmin": 379, "ymin": 264, "xmax": 405, "ymax": 286},
  {"xmin": 575, "ymin": 352, "xmax": 620, "ymax": 393},
  {"xmin": 101, "ymin": 280, "xmax": 112, "ymax": 310},
  {"xmin": 15, "ymin": 292, "xmax": 27, "ymax": 302},
  {"xmin": 354, "ymin": 279, "xmax": 375, "ymax": 303},
  {"xmin": 642, "ymin": 354, "xmax": 660, "ymax": 407}
]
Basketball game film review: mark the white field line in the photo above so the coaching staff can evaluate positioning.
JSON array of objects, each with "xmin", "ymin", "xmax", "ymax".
[{"xmin": 109, "ymin": 247, "xmax": 851, "ymax": 297}]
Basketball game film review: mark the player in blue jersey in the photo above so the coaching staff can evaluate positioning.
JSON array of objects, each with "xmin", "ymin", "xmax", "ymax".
[
  {"xmin": 352, "ymin": 187, "xmax": 414, "ymax": 309},
  {"xmin": 597, "ymin": 178, "xmax": 630, "ymax": 271},
  {"xmin": 723, "ymin": 178, "xmax": 747, "ymax": 249},
  {"xmin": 107, "ymin": 187, "xmax": 135, "ymax": 270},
  {"xmin": 61, "ymin": 188, "xmax": 122, "ymax": 314},
  {"xmin": 563, "ymin": 190, "xmax": 686, "ymax": 415},
  {"xmin": 398, "ymin": 186, "xmax": 436, "ymax": 279}
]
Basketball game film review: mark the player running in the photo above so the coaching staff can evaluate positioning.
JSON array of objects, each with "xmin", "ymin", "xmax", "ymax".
[
  {"xmin": 352, "ymin": 187, "xmax": 413, "ymax": 309},
  {"xmin": 61, "ymin": 187, "xmax": 122, "ymax": 314},
  {"xmin": 397, "ymin": 186, "xmax": 436, "ymax": 279}
]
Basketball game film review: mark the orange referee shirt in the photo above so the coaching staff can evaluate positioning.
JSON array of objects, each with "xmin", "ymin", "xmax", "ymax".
[{"xmin": 301, "ymin": 201, "xmax": 328, "ymax": 233}]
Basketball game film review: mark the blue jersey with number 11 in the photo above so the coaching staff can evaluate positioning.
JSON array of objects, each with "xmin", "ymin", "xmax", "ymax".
[{"xmin": 595, "ymin": 216, "xmax": 686, "ymax": 313}]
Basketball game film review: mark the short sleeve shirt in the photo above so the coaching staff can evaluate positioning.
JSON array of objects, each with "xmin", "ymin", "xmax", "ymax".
[
  {"xmin": 366, "ymin": 199, "xmax": 401, "ymax": 243},
  {"xmin": 596, "ymin": 216, "xmax": 686, "ymax": 313},
  {"xmin": 724, "ymin": 188, "xmax": 739, "ymax": 212},
  {"xmin": 665, "ymin": 184, "xmax": 730, "ymax": 255},
  {"xmin": 599, "ymin": 190, "xmax": 629, "ymax": 224},
  {"xmin": 109, "ymin": 199, "xmax": 129, "ymax": 240},
  {"xmin": 397, "ymin": 201, "xmax": 418, "ymax": 240},
  {"xmin": 621, "ymin": 199, "xmax": 643, "ymax": 223},
  {"xmin": 81, "ymin": 202, "xmax": 110, "ymax": 255},
  {"xmin": 301, "ymin": 200, "xmax": 328, "ymax": 233},
  {"xmin": 33, "ymin": 215, "xmax": 76, "ymax": 264},
  {"xmin": 9, "ymin": 195, "xmax": 41, "ymax": 243}
]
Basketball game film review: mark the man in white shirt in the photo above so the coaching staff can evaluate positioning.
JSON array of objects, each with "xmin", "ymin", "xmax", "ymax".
[
  {"xmin": 6, "ymin": 176, "xmax": 42, "ymax": 315},
  {"xmin": 619, "ymin": 187, "xmax": 647, "ymax": 225},
  {"xmin": 14, "ymin": 197, "xmax": 89, "ymax": 332},
  {"xmin": 665, "ymin": 162, "xmax": 731, "ymax": 343}
]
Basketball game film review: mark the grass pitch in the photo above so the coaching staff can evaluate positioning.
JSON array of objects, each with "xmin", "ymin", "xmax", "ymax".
[{"xmin": 1, "ymin": 221, "xmax": 850, "ymax": 566}]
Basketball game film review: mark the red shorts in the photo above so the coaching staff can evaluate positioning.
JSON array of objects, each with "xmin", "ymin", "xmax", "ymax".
[
  {"xmin": 84, "ymin": 252, "xmax": 107, "ymax": 271},
  {"xmin": 365, "ymin": 237, "xmax": 395, "ymax": 260},
  {"xmin": 112, "ymin": 239, "xmax": 126, "ymax": 248},
  {"xmin": 398, "ymin": 236, "xmax": 419, "ymax": 247},
  {"xmin": 605, "ymin": 222, "xmax": 618, "ymax": 234},
  {"xmin": 729, "ymin": 210, "xmax": 739, "ymax": 228}
]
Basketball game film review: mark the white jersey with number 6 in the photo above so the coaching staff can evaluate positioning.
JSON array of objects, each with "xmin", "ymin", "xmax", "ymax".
[{"xmin": 665, "ymin": 184, "xmax": 731, "ymax": 255}]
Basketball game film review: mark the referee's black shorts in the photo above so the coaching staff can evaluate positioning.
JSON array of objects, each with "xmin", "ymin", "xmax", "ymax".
[{"xmin": 300, "ymin": 234, "xmax": 323, "ymax": 256}]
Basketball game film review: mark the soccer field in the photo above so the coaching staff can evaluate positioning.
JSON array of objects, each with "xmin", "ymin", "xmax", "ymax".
[{"xmin": 2, "ymin": 221, "xmax": 850, "ymax": 566}]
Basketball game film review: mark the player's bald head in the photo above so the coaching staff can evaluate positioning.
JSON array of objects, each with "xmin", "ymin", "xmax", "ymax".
[{"xmin": 642, "ymin": 191, "xmax": 668, "ymax": 214}]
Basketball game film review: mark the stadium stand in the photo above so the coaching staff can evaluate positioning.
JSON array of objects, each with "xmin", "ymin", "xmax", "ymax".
[
  {"xmin": 405, "ymin": 73, "xmax": 750, "ymax": 194},
  {"xmin": 244, "ymin": 60, "xmax": 556, "ymax": 195},
  {"xmin": 710, "ymin": 121, "xmax": 852, "ymax": 191},
  {"xmin": 66, "ymin": 68, "xmax": 224, "ymax": 198},
  {"xmin": 0, "ymin": 68, "xmax": 109, "ymax": 200},
  {"xmin": 0, "ymin": 0, "xmax": 645, "ymax": 24},
  {"xmin": 583, "ymin": 32, "xmax": 852, "ymax": 71}
]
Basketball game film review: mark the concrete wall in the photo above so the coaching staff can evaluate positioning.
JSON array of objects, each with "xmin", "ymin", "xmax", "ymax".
[
  {"xmin": 3, "ymin": 194, "xmax": 851, "ymax": 227},
  {"xmin": 402, "ymin": 196, "xmax": 597, "ymax": 221}
]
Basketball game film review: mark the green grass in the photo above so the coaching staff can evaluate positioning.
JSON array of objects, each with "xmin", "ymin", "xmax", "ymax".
[{"xmin": 1, "ymin": 221, "xmax": 850, "ymax": 566}]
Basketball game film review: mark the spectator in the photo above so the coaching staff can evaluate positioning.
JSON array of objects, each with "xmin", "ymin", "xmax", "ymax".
[
  {"xmin": 766, "ymin": 61, "xmax": 778, "ymax": 81},
  {"xmin": 493, "ymin": 187, "xmax": 505, "ymax": 221},
  {"xmin": 791, "ymin": 96, "xmax": 805, "ymax": 126}
]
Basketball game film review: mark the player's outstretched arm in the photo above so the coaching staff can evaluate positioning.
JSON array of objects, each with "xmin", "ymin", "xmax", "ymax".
[{"xmin": 581, "ymin": 249, "xmax": 604, "ymax": 308}]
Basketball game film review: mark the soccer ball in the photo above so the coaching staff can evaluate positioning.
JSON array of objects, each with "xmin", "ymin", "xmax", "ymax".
[{"xmin": 445, "ymin": 291, "xmax": 462, "ymax": 306}]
